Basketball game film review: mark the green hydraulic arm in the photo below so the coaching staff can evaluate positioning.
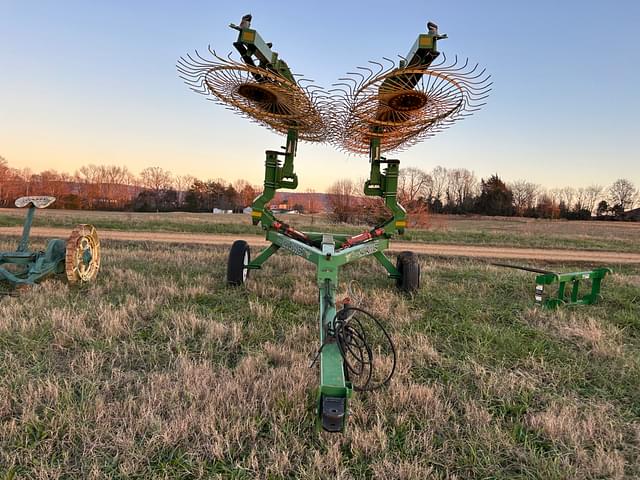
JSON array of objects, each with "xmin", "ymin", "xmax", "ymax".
[
  {"xmin": 228, "ymin": 15, "xmax": 300, "ymax": 229},
  {"xmin": 250, "ymin": 129, "xmax": 298, "ymax": 229},
  {"xmin": 363, "ymin": 137, "xmax": 407, "ymax": 235},
  {"xmin": 230, "ymin": 14, "xmax": 295, "ymax": 83},
  {"xmin": 363, "ymin": 24, "xmax": 446, "ymax": 236}
]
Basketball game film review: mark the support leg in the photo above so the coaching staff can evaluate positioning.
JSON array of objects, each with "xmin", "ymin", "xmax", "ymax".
[
  {"xmin": 590, "ymin": 277, "xmax": 603, "ymax": 304},
  {"xmin": 373, "ymin": 251, "xmax": 401, "ymax": 279},
  {"xmin": 17, "ymin": 206, "xmax": 36, "ymax": 252},
  {"xmin": 571, "ymin": 280, "xmax": 580, "ymax": 303},
  {"xmin": 247, "ymin": 244, "xmax": 279, "ymax": 270}
]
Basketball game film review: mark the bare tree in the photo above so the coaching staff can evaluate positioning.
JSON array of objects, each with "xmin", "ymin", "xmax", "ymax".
[
  {"xmin": 305, "ymin": 188, "xmax": 321, "ymax": 214},
  {"xmin": 175, "ymin": 174, "xmax": 196, "ymax": 206},
  {"xmin": 536, "ymin": 192, "xmax": 560, "ymax": 219},
  {"xmin": 431, "ymin": 166, "xmax": 448, "ymax": 202},
  {"xmin": 75, "ymin": 165, "xmax": 103, "ymax": 208},
  {"xmin": 510, "ymin": 180, "xmax": 539, "ymax": 215},
  {"xmin": 573, "ymin": 187, "xmax": 587, "ymax": 211},
  {"xmin": 140, "ymin": 166, "xmax": 173, "ymax": 212},
  {"xmin": 0, "ymin": 156, "xmax": 9, "ymax": 205},
  {"xmin": 584, "ymin": 184, "xmax": 603, "ymax": 213},
  {"xmin": 233, "ymin": 179, "xmax": 259, "ymax": 209},
  {"xmin": 398, "ymin": 167, "xmax": 430, "ymax": 205},
  {"xmin": 608, "ymin": 178, "xmax": 637, "ymax": 211},
  {"xmin": 559, "ymin": 186, "xmax": 576, "ymax": 210},
  {"xmin": 445, "ymin": 169, "xmax": 459, "ymax": 207},
  {"xmin": 0, "ymin": 156, "xmax": 8, "ymax": 178},
  {"xmin": 327, "ymin": 179, "xmax": 358, "ymax": 223},
  {"xmin": 140, "ymin": 167, "xmax": 173, "ymax": 192},
  {"xmin": 548, "ymin": 188, "xmax": 561, "ymax": 205}
]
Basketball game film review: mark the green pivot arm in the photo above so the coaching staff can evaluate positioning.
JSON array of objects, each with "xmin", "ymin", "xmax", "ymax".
[
  {"xmin": 251, "ymin": 129, "xmax": 299, "ymax": 228},
  {"xmin": 363, "ymin": 138, "xmax": 407, "ymax": 234}
]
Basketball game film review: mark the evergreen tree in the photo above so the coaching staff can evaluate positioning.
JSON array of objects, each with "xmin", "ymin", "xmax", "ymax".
[{"xmin": 475, "ymin": 174, "xmax": 514, "ymax": 216}]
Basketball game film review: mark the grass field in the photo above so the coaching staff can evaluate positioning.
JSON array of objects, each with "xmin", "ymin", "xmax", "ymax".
[
  {"xmin": 1, "ymin": 229, "xmax": 639, "ymax": 478},
  {"xmin": 1, "ymin": 208, "xmax": 639, "ymax": 253}
]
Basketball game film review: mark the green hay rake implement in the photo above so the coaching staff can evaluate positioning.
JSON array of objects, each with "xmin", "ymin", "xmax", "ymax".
[
  {"xmin": 0, "ymin": 196, "xmax": 101, "ymax": 293},
  {"xmin": 493, "ymin": 263, "xmax": 612, "ymax": 309},
  {"xmin": 178, "ymin": 15, "xmax": 490, "ymax": 431}
]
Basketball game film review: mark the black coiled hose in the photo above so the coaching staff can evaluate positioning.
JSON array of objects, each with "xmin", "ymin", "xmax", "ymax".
[{"xmin": 329, "ymin": 306, "xmax": 397, "ymax": 392}]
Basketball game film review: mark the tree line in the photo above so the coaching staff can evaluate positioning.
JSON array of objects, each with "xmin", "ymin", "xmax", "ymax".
[
  {"xmin": 327, "ymin": 166, "xmax": 639, "ymax": 223},
  {"xmin": 0, "ymin": 156, "xmax": 263, "ymax": 212},
  {"xmin": 1, "ymin": 155, "xmax": 638, "ymax": 219}
]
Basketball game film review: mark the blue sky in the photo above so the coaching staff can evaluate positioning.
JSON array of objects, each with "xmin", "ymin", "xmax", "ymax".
[{"xmin": 0, "ymin": 1, "xmax": 638, "ymax": 191}]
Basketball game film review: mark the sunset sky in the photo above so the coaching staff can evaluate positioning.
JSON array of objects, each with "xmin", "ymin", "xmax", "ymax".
[{"xmin": 1, "ymin": 1, "xmax": 638, "ymax": 191}]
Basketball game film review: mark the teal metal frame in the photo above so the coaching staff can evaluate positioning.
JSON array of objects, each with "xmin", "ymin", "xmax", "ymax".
[{"xmin": 0, "ymin": 205, "xmax": 66, "ymax": 286}]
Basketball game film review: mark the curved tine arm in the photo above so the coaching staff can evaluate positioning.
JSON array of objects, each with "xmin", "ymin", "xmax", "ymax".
[
  {"xmin": 179, "ymin": 76, "xmax": 205, "ymax": 89},
  {"xmin": 178, "ymin": 54, "xmax": 200, "ymax": 71},
  {"xmin": 176, "ymin": 66, "xmax": 197, "ymax": 79},
  {"xmin": 454, "ymin": 67, "xmax": 490, "ymax": 83},
  {"xmin": 428, "ymin": 51, "xmax": 447, "ymax": 68},
  {"xmin": 466, "ymin": 89, "xmax": 492, "ymax": 103},
  {"xmin": 356, "ymin": 64, "xmax": 374, "ymax": 76},
  {"xmin": 453, "ymin": 64, "xmax": 484, "ymax": 82},
  {"xmin": 338, "ymin": 76, "xmax": 358, "ymax": 94},
  {"xmin": 381, "ymin": 56, "xmax": 397, "ymax": 69},
  {"xmin": 367, "ymin": 60, "xmax": 385, "ymax": 76},
  {"xmin": 342, "ymin": 72, "xmax": 364, "ymax": 92},
  {"xmin": 176, "ymin": 56, "xmax": 199, "ymax": 71},
  {"xmin": 195, "ymin": 49, "xmax": 216, "ymax": 66},
  {"xmin": 331, "ymin": 83, "xmax": 355, "ymax": 96},
  {"xmin": 354, "ymin": 65, "xmax": 375, "ymax": 86},
  {"xmin": 176, "ymin": 58, "xmax": 205, "ymax": 74},
  {"xmin": 187, "ymin": 51, "xmax": 212, "ymax": 67},
  {"xmin": 210, "ymin": 46, "xmax": 230, "ymax": 64},
  {"xmin": 437, "ymin": 56, "xmax": 468, "ymax": 73},
  {"xmin": 327, "ymin": 87, "xmax": 349, "ymax": 94},
  {"xmin": 344, "ymin": 72, "xmax": 364, "ymax": 84}
]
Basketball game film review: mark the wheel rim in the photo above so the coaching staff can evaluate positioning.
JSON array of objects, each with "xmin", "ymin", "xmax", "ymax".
[
  {"xmin": 66, "ymin": 225, "xmax": 100, "ymax": 283},
  {"xmin": 242, "ymin": 250, "xmax": 249, "ymax": 282}
]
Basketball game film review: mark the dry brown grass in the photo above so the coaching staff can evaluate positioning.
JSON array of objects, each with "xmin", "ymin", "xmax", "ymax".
[
  {"xmin": 0, "ymin": 235, "xmax": 639, "ymax": 478},
  {"xmin": 525, "ymin": 399, "xmax": 626, "ymax": 478}
]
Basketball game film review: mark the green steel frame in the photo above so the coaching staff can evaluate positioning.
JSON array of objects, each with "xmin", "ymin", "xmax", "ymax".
[
  {"xmin": 247, "ymin": 136, "xmax": 406, "ymax": 431},
  {"xmin": 226, "ymin": 19, "xmax": 444, "ymax": 431},
  {"xmin": 535, "ymin": 268, "xmax": 612, "ymax": 309}
]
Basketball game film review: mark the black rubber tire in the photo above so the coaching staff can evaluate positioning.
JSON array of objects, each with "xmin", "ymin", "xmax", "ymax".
[
  {"xmin": 396, "ymin": 251, "xmax": 420, "ymax": 293},
  {"xmin": 227, "ymin": 240, "xmax": 250, "ymax": 286}
]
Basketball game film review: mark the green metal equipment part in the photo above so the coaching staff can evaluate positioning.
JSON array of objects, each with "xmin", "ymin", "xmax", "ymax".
[
  {"xmin": 492, "ymin": 263, "xmax": 612, "ymax": 309},
  {"xmin": 228, "ymin": 21, "xmax": 431, "ymax": 432},
  {"xmin": 535, "ymin": 268, "xmax": 612, "ymax": 309},
  {"xmin": 178, "ymin": 16, "xmax": 489, "ymax": 432},
  {"xmin": 0, "ymin": 196, "xmax": 101, "ymax": 291}
]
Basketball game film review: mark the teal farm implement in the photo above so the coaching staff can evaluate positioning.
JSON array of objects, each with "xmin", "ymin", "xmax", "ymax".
[
  {"xmin": 0, "ymin": 196, "xmax": 101, "ymax": 291},
  {"xmin": 178, "ymin": 15, "xmax": 490, "ymax": 431}
]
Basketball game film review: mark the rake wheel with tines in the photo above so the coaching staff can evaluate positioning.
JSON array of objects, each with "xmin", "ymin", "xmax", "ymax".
[{"xmin": 178, "ymin": 16, "xmax": 490, "ymax": 432}]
